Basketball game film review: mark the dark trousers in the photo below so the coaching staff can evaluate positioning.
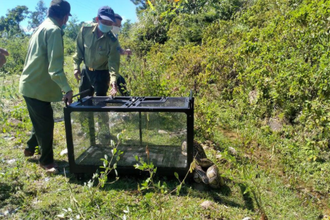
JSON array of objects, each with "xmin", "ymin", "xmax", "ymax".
[
  {"xmin": 79, "ymin": 66, "xmax": 129, "ymax": 98},
  {"xmin": 24, "ymin": 96, "xmax": 54, "ymax": 165}
]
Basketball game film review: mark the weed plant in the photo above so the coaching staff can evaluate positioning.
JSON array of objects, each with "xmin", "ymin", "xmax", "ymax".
[{"xmin": 1, "ymin": 0, "xmax": 330, "ymax": 219}]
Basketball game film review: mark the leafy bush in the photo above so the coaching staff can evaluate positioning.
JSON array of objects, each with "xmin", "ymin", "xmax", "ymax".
[
  {"xmin": 119, "ymin": 0, "xmax": 330, "ymax": 198},
  {"xmin": 63, "ymin": 37, "xmax": 76, "ymax": 55},
  {"xmin": 167, "ymin": 14, "xmax": 210, "ymax": 47},
  {"xmin": 0, "ymin": 37, "xmax": 29, "ymax": 75}
]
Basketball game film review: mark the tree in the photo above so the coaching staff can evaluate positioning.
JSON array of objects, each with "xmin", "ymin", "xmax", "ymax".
[
  {"xmin": 28, "ymin": 0, "xmax": 47, "ymax": 30},
  {"xmin": 0, "ymin": 6, "xmax": 29, "ymax": 37},
  {"xmin": 64, "ymin": 15, "xmax": 83, "ymax": 40},
  {"xmin": 121, "ymin": 19, "xmax": 132, "ymax": 38},
  {"xmin": 130, "ymin": 0, "xmax": 148, "ymax": 12}
]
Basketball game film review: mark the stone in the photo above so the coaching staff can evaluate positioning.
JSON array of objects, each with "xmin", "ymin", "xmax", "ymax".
[
  {"xmin": 248, "ymin": 90, "xmax": 258, "ymax": 104},
  {"xmin": 200, "ymin": 200, "xmax": 214, "ymax": 209},
  {"xmin": 60, "ymin": 148, "xmax": 68, "ymax": 156},
  {"xmin": 228, "ymin": 147, "xmax": 237, "ymax": 156},
  {"xmin": 269, "ymin": 118, "xmax": 283, "ymax": 132},
  {"xmin": 158, "ymin": 130, "xmax": 168, "ymax": 134}
]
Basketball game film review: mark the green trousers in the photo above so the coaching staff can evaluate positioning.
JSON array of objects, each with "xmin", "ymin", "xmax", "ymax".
[
  {"xmin": 79, "ymin": 66, "xmax": 129, "ymax": 98},
  {"xmin": 24, "ymin": 96, "xmax": 54, "ymax": 165}
]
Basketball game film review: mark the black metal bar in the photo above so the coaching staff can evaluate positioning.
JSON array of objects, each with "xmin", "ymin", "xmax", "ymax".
[
  {"xmin": 72, "ymin": 88, "xmax": 92, "ymax": 98},
  {"xmin": 63, "ymin": 107, "xmax": 76, "ymax": 173},
  {"xmin": 64, "ymin": 95, "xmax": 194, "ymax": 177},
  {"xmin": 139, "ymin": 111, "xmax": 142, "ymax": 147},
  {"xmin": 89, "ymin": 112, "xmax": 96, "ymax": 146},
  {"xmin": 187, "ymin": 96, "xmax": 194, "ymax": 169}
]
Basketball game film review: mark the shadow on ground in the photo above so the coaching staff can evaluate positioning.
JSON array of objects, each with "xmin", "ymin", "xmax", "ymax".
[{"xmin": 26, "ymin": 156, "xmax": 255, "ymax": 212}]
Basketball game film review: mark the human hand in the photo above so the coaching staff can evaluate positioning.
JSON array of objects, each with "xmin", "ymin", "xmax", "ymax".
[
  {"xmin": 0, "ymin": 48, "xmax": 9, "ymax": 68},
  {"xmin": 125, "ymin": 49, "xmax": 132, "ymax": 56},
  {"xmin": 74, "ymin": 69, "xmax": 81, "ymax": 83},
  {"xmin": 109, "ymin": 82, "xmax": 118, "ymax": 96},
  {"xmin": 63, "ymin": 90, "xmax": 73, "ymax": 105}
]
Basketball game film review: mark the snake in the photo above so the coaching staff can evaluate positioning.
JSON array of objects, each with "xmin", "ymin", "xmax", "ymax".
[{"xmin": 182, "ymin": 140, "xmax": 224, "ymax": 188}]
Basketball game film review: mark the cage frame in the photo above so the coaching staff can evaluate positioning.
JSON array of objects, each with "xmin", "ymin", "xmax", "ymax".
[{"xmin": 64, "ymin": 95, "xmax": 194, "ymax": 178}]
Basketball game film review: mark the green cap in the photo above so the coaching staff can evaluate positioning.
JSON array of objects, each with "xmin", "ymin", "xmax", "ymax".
[{"xmin": 50, "ymin": 0, "xmax": 72, "ymax": 16}]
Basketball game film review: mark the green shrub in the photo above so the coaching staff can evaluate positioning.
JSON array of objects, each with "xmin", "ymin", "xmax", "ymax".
[
  {"xmin": 63, "ymin": 37, "xmax": 76, "ymax": 55},
  {"xmin": 0, "ymin": 37, "xmax": 29, "ymax": 75}
]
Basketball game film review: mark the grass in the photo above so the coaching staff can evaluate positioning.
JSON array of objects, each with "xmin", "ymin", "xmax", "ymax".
[{"xmin": 0, "ymin": 56, "xmax": 329, "ymax": 219}]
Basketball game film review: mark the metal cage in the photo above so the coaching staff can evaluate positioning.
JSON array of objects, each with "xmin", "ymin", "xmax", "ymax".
[{"xmin": 64, "ymin": 95, "xmax": 194, "ymax": 178}]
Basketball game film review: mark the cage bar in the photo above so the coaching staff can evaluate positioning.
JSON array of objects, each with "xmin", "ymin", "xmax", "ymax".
[{"xmin": 64, "ymin": 95, "xmax": 194, "ymax": 178}]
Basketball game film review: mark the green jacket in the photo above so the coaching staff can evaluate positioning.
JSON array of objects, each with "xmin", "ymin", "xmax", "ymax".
[
  {"xmin": 19, "ymin": 17, "xmax": 72, "ymax": 102},
  {"xmin": 72, "ymin": 23, "xmax": 120, "ymax": 84}
]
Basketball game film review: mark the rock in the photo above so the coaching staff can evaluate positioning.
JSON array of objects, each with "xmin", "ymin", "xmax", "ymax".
[
  {"xmin": 7, "ymin": 159, "xmax": 16, "ymax": 165},
  {"xmin": 158, "ymin": 130, "xmax": 168, "ymax": 134},
  {"xmin": 7, "ymin": 118, "xmax": 22, "ymax": 126},
  {"xmin": 45, "ymin": 168, "xmax": 59, "ymax": 175},
  {"xmin": 248, "ymin": 90, "xmax": 258, "ymax": 104},
  {"xmin": 200, "ymin": 200, "xmax": 214, "ymax": 209},
  {"xmin": 228, "ymin": 147, "xmax": 237, "ymax": 156},
  {"xmin": 57, "ymin": 213, "xmax": 65, "ymax": 219},
  {"xmin": 32, "ymin": 198, "xmax": 41, "ymax": 205},
  {"xmin": 4, "ymin": 136, "xmax": 15, "ymax": 141},
  {"xmin": 269, "ymin": 118, "xmax": 283, "ymax": 132},
  {"xmin": 0, "ymin": 208, "xmax": 19, "ymax": 217},
  {"xmin": 60, "ymin": 148, "xmax": 68, "ymax": 156}
]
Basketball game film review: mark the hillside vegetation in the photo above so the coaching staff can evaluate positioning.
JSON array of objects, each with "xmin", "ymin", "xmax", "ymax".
[{"xmin": 0, "ymin": 0, "xmax": 329, "ymax": 219}]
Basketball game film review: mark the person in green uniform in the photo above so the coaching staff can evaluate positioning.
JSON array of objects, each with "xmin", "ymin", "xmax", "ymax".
[
  {"xmin": 0, "ymin": 48, "xmax": 9, "ymax": 68},
  {"xmin": 73, "ymin": 6, "xmax": 121, "ymax": 97},
  {"xmin": 19, "ymin": 0, "xmax": 73, "ymax": 173},
  {"xmin": 73, "ymin": 6, "xmax": 121, "ymax": 145}
]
